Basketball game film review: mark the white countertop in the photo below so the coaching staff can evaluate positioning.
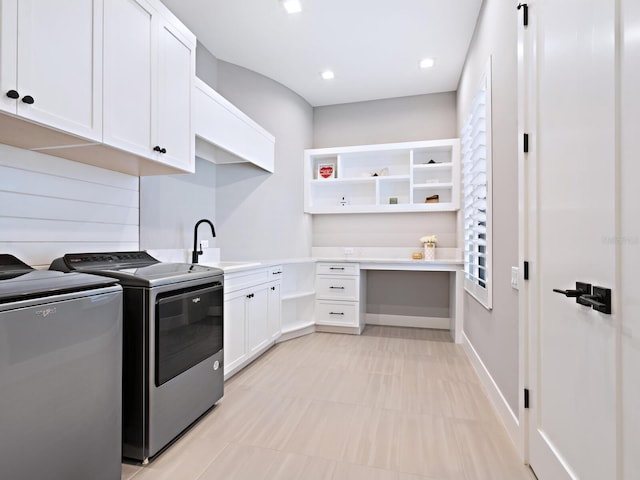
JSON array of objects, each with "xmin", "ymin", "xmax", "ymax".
[{"xmin": 148, "ymin": 248, "xmax": 462, "ymax": 274}]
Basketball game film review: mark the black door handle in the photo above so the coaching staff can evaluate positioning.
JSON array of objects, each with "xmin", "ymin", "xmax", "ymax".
[
  {"xmin": 553, "ymin": 288, "xmax": 581, "ymax": 297},
  {"xmin": 580, "ymin": 286, "xmax": 612, "ymax": 314},
  {"xmin": 6, "ymin": 89, "xmax": 19, "ymax": 99},
  {"xmin": 553, "ymin": 282, "xmax": 592, "ymax": 304},
  {"xmin": 21, "ymin": 95, "xmax": 34, "ymax": 104}
]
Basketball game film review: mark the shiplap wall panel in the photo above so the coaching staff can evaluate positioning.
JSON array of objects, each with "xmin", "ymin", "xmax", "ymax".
[
  {"xmin": 2, "ymin": 166, "xmax": 139, "ymax": 207},
  {"xmin": 0, "ymin": 192, "xmax": 138, "ymax": 225},
  {"xmin": 0, "ymin": 144, "xmax": 139, "ymax": 267},
  {"xmin": 0, "ymin": 145, "xmax": 139, "ymax": 188}
]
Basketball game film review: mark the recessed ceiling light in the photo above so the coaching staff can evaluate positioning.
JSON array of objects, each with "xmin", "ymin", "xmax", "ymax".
[
  {"xmin": 420, "ymin": 58, "xmax": 435, "ymax": 69},
  {"xmin": 321, "ymin": 70, "xmax": 335, "ymax": 80},
  {"xmin": 281, "ymin": 0, "xmax": 302, "ymax": 14}
]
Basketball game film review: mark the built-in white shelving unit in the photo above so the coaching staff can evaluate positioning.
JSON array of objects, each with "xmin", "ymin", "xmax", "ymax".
[
  {"xmin": 304, "ymin": 139, "xmax": 460, "ymax": 214},
  {"xmin": 279, "ymin": 261, "xmax": 317, "ymax": 340}
]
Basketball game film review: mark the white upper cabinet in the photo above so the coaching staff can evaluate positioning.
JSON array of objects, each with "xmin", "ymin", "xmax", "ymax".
[
  {"xmin": 194, "ymin": 78, "xmax": 275, "ymax": 173},
  {"xmin": 156, "ymin": 20, "xmax": 194, "ymax": 170},
  {"xmin": 0, "ymin": 0, "xmax": 102, "ymax": 142},
  {"xmin": 304, "ymin": 139, "xmax": 461, "ymax": 214},
  {"xmin": 103, "ymin": 0, "xmax": 195, "ymax": 172}
]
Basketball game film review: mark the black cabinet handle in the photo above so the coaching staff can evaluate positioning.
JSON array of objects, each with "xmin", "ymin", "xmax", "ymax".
[
  {"xmin": 272, "ymin": 271, "xmax": 282, "ymax": 275},
  {"xmin": 153, "ymin": 146, "xmax": 167, "ymax": 154},
  {"xmin": 329, "ymin": 286, "xmax": 345, "ymax": 289},
  {"xmin": 246, "ymin": 293, "xmax": 254, "ymax": 299},
  {"xmin": 329, "ymin": 312, "xmax": 344, "ymax": 316},
  {"xmin": 329, "ymin": 267, "xmax": 345, "ymax": 270},
  {"xmin": 21, "ymin": 95, "xmax": 34, "ymax": 104},
  {"xmin": 6, "ymin": 90, "xmax": 19, "ymax": 99},
  {"xmin": 271, "ymin": 286, "xmax": 276, "ymax": 291}
]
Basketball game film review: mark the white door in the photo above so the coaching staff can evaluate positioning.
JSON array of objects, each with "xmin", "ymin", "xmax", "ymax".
[
  {"xmin": 15, "ymin": 0, "xmax": 102, "ymax": 141},
  {"xmin": 524, "ymin": 1, "xmax": 619, "ymax": 479}
]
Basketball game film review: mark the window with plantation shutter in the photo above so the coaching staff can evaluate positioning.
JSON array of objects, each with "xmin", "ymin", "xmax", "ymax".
[{"xmin": 461, "ymin": 59, "xmax": 492, "ymax": 309}]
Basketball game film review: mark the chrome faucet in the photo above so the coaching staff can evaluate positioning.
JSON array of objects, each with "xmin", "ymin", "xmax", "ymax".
[{"xmin": 192, "ymin": 219, "xmax": 216, "ymax": 264}]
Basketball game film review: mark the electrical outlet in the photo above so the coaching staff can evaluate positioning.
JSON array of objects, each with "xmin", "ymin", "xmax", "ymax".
[
  {"xmin": 511, "ymin": 266, "xmax": 519, "ymax": 290},
  {"xmin": 344, "ymin": 247, "xmax": 354, "ymax": 256},
  {"xmin": 200, "ymin": 240, "xmax": 209, "ymax": 249}
]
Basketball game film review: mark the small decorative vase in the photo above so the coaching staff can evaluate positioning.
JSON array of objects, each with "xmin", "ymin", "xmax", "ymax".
[{"xmin": 424, "ymin": 244, "xmax": 435, "ymax": 260}]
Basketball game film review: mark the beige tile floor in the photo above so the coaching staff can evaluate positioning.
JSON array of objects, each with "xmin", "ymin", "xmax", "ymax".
[{"xmin": 122, "ymin": 326, "xmax": 535, "ymax": 480}]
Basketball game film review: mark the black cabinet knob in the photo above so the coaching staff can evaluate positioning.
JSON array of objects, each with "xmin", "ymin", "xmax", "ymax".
[
  {"xmin": 21, "ymin": 95, "xmax": 35, "ymax": 104},
  {"xmin": 6, "ymin": 90, "xmax": 19, "ymax": 99},
  {"xmin": 153, "ymin": 146, "xmax": 167, "ymax": 154}
]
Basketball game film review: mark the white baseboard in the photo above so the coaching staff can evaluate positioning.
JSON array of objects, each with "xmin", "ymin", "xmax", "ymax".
[
  {"xmin": 462, "ymin": 332, "xmax": 522, "ymax": 452},
  {"xmin": 365, "ymin": 313, "xmax": 449, "ymax": 330},
  {"xmin": 278, "ymin": 322, "xmax": 316, "ymax": 342}
]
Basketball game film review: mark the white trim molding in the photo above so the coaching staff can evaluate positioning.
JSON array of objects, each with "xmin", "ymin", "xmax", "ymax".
[{"xmin": 462, "ymin": 332, "xmax": 523, "ymax": 457}]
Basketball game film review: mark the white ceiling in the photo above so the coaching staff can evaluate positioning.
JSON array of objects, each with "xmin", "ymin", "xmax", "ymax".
[{"xmin": 162, "ymin": 0, "xmax": 483, "ymax": 107}]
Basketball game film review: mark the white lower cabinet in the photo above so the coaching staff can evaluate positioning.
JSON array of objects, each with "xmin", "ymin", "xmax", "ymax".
[
  {"xmin": 315, "ymin": 262, "xmax": 365, "ymax": 334},
  {"xmin": 267, "ymin": 282, "xmax": 281, "ymax": 341},
  {"xmin": 246, "ymin": 286, "xmax": 269, "ymax": 356},
  {"xmin": 222, "ymin": 289, "xmax": 247, "ymax": 375},
  {"xmin": 223, "ymin": 266, "xmax": 282, "ymax": 379}
]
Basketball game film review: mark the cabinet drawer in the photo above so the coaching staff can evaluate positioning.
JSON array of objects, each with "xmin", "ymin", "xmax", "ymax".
[
  {"xmin": 224, "ymin": 268, "xmax": 268, "ymax": 293},
  {"xmin": 316, "ymin": 262, "xmax": 359, "ymax": 276},
  {"xmin": 316, "ymin": 276, "xmax": 359, "ymax": 301},
  {"xmin": 268, "ymin": 265, "xmax": 283, "ymax": 280},
  {"xmin": 315, "ymin": 300, "xmax": 359, "ymax": 327}
]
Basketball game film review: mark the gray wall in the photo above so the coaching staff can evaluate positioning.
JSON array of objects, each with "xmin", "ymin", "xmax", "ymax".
[
  {"xmin": 141, "ymin": 48, "xmax": 314, "ymax": 262},
  {"xmin": 139, "ymin": 158, "xmax": 217, "ymax": 251},
  {"xmin": 214, "ymin": 61, "xmax": 313, "ymax": 261},
  {"xmin": 456, "ymin": 0, "xmax": 519, "ymax": 414},
  {"xmin": 312, "ymin": 94, "xmax": 459, "ymax": 319},
  {"xmin": 314, "ymin": 92, "xmax": 457, "ymax": 148},
  {"xmin": 312, "ymin": 93, "xmax": 458, "ymax": 251}
]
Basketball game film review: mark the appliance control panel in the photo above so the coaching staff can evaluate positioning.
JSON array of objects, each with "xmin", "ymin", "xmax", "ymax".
[{"xmin": 58, "ymin": 251, "xmax": 160, "ymax": 270}]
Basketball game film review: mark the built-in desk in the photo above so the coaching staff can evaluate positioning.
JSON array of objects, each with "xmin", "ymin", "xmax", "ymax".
[{"xmin": 316, "ymin": 259, "xmax": 464, "ymax": 343}]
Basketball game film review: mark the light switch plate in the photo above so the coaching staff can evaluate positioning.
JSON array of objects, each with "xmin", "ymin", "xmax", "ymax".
[
  {"xmin": 511, "ymin": 266, "xmax": 519, "ymax": 290},
  {"xmin": 344, "ymin": 247, "xmax": 354, "ymax": 256},
  {"xmin": 201, "ymin": 240, "xmax": 209, "ymax": 248}
]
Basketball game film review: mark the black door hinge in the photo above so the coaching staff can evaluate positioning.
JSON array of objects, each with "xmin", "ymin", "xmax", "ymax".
[
  {"xmin": 524, "ymin": 261, "xmax": 529, "ymax": 280},
  {"xmin": 523, "ymin": 133, "xmax": 529, "ymax": 153},
  {"xmin": 524, "ymin": 388, "xmax": 530, "ymax": 409},
  {"xmin": 517, "ymin": 3, "xmax": 529, "ymax": 27}
]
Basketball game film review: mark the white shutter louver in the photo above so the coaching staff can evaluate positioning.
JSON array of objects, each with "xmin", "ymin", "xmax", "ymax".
[{"xmin": 461, "ymin": 60, "xmax": 492, "ymax": 309}]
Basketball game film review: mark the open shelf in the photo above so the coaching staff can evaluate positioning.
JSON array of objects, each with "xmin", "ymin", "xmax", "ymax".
[{"xmin": 304, "ymin": 139, "xmax": 460, "ymax": 214}]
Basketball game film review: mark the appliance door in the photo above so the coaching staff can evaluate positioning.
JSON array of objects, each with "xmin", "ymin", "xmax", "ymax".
[
  {"xmin": 0, "ymin": 287, "xmax": 122, "ymax": 480},
  {"xmin": 155, "ymin": 281, "xmax": 223, "ymax": 386}
]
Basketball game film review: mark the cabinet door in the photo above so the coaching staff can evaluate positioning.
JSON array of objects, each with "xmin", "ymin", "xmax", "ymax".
[
  {"xmin": 156, "ymin": 19, "xmax": 194, "ymax": 170},
  {"xmin": 12, "ymin": 0, "xmax": 102, "ymax": 141},
  {"xmin": 103, "ymin": 0, "xmax": 154, "ymax": 159},
  {"xmin": 0, "ymin": 0, "xmax": 18, "ymax": 114},
  {"xmin": 223, "ymin": 291, "xmax": 247, "ymax": 375},
  {"xmin": 247, "ymin": 286, "xmax": 269, "ymax": 355},
  {"xmin": 267, "ymin": 283, "xmax": 281, "ymax": 341}
]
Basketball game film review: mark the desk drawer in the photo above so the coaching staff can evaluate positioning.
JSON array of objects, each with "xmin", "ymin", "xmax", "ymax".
[
  {"xmin": 316, "ymin": 276, "xmax": 359, "ymax": 301},
  {"xmin": 315, "ymin": 300, "xmax": 359, "ymax": 327},
  {"xmin": 316, "ymin": 262, "xmax": 359, "ymax": 276}
]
